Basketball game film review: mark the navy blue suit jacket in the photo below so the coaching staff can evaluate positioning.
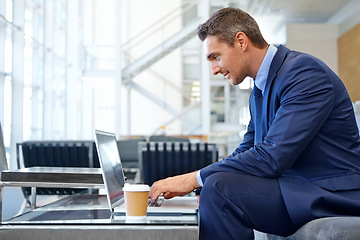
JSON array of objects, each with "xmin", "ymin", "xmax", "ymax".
[{"xmin": 200, "ymin": 45, "xmax": 360, "ymax": 226}]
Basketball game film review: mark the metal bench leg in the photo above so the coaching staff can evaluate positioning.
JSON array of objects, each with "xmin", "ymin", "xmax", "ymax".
[
  {"xmin": 31, "ymin": 187, "xmax": 37, "ymax": 210},
  {"xmin": 0, "ymin": 185, "xmax": 3, "ymax": 222}
]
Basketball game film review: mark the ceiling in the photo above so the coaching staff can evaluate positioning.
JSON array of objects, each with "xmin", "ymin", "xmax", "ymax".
[
  {"xmin": 210, "ymin": 0, "xmax": 360, "ymax": 44},
  {"xmin": 239, "ymin": 0, "xmax": 352, "ymax": 22}
]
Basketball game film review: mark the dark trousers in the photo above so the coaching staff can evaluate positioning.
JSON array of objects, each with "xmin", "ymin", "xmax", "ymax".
[{"xmin": 198, "ymin": 172, "xmax": 298, "ymax": 240}]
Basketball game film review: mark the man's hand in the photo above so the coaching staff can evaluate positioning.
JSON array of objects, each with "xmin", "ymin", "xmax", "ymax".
[{"xmin": 149, "ymin": 171, "xmax": 201, "ymax": 202}]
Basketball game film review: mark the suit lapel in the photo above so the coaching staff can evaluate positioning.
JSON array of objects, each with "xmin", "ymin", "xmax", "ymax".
[
  {"xmin": 262, "ymin": 45, "xmax": 291, "ymax": 132},
  {"xmin": 263, "ymin": 45, "xmax": 290, "ymax": 97}
]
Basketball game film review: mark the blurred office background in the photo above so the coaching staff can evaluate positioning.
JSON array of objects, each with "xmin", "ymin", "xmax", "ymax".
[{"xmin": 1, "ymin": 0, "xmax": 360, "ymax": 170}]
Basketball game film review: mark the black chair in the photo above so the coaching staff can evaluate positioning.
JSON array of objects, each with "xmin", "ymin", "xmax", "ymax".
[
  {"xmin": 117, "ymin": 138, "xmax": 146, "ymax": 182},
  {"xmin": 17, "ymin": 141, "xmax": 99, "ymax": 196},
  {"xmin": 139, "ymin": 142, "xmax": 218, "ymax": 185},
  {"xmin": 117, "ymin": 138, "xmax": 146, "ymax": 169}
]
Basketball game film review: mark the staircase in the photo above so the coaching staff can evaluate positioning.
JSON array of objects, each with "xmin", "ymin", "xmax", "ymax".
[
  {"xmin": 122, "ymin": 17, "xmax": 202, "ymax": 82},
  {"xmin": 119, "ymin": 1, "xmax": 203, "ymax": 131}
]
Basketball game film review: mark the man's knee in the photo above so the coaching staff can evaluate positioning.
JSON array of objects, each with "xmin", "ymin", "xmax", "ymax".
[
  {"xmin": 201, "ymin": 172, "xmax": 249, "ymax": 199},
  {"xmin": 201, "ymin": 172, "xmax": 227, "ymax": 194},
  {"xmin": 201, "ymin": 172, "xmax": 280, "ymax": 199}
]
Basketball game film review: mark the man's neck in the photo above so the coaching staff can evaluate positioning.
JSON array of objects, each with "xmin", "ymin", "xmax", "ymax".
[{"xmin": 249, "ymin": 44, "xmax": 269, "ymax": 79}]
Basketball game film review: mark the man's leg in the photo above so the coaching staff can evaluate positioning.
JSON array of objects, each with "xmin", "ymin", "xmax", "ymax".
[{"xmin": 199, "ymin": 172, "xmax": 298, "ymax": 240}]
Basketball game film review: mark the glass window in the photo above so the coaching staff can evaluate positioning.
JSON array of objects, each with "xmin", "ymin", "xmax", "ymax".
[
  {"xmin": 1, "ymin": 0, "xmax": 13, "ymax": 160},
  {"xmin": 3, "ymin": 76, "xmax": 12, "ymax": 153},
  {"xmin": 52, "ymin": 60, "xmax": 66, "ymax": 138}
]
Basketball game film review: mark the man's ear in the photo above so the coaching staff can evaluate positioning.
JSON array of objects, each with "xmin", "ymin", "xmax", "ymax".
[{"xmin": 235, "ymin": 32, "xmax": 247, "ymax": 50}]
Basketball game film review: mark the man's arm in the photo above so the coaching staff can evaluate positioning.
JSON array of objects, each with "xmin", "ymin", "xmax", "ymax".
[
  {"xmin": 149, "ymin": 171, "xmax": 201, "ymax": 202},
  {"xmin": 228, "ymin": 116, "xmax": 255, "ymax": 158}
]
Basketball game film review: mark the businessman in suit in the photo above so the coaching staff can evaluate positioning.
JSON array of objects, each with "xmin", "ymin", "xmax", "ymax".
[{"xmin": 149, "ymin": 7, "xmax": 360, "ymax": 240}]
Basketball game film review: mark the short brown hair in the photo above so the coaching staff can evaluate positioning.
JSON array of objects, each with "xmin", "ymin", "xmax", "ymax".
[{"xmin": 198, "ymin": 7, "xmax": 267, "ymax": 48}]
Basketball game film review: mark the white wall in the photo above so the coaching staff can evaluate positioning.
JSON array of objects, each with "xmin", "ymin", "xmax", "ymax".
[{"xmin": 286, "ymin": 23, "xmax": 339, "ymax": 74}]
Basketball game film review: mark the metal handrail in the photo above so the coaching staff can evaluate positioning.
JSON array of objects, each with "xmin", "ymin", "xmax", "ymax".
[
  {"xmin": 122, "ymin": 0, "xmax": 199, "ymax": 52},
  {"xmin": 150, "ymin": 100, "xmax": 202, "ymax": 136}
]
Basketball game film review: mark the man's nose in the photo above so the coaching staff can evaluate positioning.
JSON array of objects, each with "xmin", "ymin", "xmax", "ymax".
[{"xmin": 210, "ymin": 63, "xmax": 221, "ymax": 75}]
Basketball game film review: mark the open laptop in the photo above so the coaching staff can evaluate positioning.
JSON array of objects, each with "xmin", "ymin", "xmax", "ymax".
[{"xmin": 94, "ymin": 130, "xmax": 198, "ymax": 215}]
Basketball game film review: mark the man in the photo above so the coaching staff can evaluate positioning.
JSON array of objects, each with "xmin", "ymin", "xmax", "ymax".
[{"xmin": 149, "ymin": 7, "xmax": 360, "ymax": 240}]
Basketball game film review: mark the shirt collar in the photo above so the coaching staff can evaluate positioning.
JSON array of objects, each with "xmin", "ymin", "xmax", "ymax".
[{"xmin": 254, "ymin": 44, "xmax": 278, "ymax": 94}]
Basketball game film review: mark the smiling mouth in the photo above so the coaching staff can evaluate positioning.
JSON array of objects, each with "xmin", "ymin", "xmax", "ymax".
[{"xmin": 224, "ymin": 72, "xmax": 230, "ymax": 79}]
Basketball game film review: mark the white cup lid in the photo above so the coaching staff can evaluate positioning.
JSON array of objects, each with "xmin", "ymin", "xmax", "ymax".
[{"xmin": 123, "ymin": 183, "xmax": 150, "ymax": 192}]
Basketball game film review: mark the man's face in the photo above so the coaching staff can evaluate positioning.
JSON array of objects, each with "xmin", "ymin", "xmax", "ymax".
[{"xmin": 204, "ymin": 35, "xmax": 248, "ymax": 86}]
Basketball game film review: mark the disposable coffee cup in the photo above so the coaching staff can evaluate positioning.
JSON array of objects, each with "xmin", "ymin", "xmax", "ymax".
[{"xmin": 123, "ymin": 183, "xmax": 150, "ymax": 221}]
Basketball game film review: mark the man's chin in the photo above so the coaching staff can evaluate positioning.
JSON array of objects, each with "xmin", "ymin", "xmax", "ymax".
[
  {"xmin": 228, "ymin": 79, "xmax": 241, "ymax": 86},
  {"xmin": 225, "ymin": 73, "xmax": 243, "ymax": 85},
  {"xmin": 229, "ymin": 81, "xmax": 237, "ymax": 86},
  {"xmin": 226, "ymin": 76, "xmax": 236, "ymax": 86}
]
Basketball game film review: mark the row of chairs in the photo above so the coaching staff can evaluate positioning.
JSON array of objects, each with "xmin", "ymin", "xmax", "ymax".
[{"xmin": 16, "ymin": 138, "xmax": 218, "ymax": 196}]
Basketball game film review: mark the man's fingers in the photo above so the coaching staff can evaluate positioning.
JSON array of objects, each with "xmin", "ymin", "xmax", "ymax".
[
  {"xmin": 164, "ymin": 192, "xmax": 174, "ymax": 199},
  {"xmin": 149, "ymin": 180, "xmax": 165, "ymax": 202}
]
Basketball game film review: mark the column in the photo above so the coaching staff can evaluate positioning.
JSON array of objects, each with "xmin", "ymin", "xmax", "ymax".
[
  {"xmin": 10, "ymin": 0, "xmax": 25, "ymax": 169},
  {"xmin": 199, "ymin": 0, "xmax": 210, "ymax": 138},
  {"xmin": 66, "ymin": 0, "xmax": 80, "ymax": 138}
]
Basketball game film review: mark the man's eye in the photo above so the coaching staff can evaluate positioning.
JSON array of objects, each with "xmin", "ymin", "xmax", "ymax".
[{"xmin": 213, "ymin": 56, "xmax": 218, "ymax": 60}]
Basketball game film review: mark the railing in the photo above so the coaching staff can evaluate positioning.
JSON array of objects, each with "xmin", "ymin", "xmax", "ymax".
[
  {"xmin": 121, "ymin": 0, "xmax": 200, "ymax": 63},
  {"xmin": 83, "ymin": 0, "xmax": 199, "ymax": 70}
]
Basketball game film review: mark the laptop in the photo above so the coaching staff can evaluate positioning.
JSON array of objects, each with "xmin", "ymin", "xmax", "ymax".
[{"xmin": 94, "ymin": 130, "xmax": 198, "ymax": 215}]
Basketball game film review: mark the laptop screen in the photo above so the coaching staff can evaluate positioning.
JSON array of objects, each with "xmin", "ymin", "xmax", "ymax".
[{"xmin": 94, "ymin": 130, "xmax": 125, "ymax": 210}]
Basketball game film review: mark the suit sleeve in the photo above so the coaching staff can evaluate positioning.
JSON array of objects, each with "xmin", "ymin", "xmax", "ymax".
[
  {"xmin": 228, "ymin": 102, "xmax": 255, "ymax": 157},
  {"xmin": 200, "ymin": 56, "xmax": 334, "ymax": 182}
]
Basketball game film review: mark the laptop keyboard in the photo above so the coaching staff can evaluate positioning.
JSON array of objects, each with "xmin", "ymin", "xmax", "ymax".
[{"xmin": 148, "ymin": 195, "xmax": 164, "ymax": 207}]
